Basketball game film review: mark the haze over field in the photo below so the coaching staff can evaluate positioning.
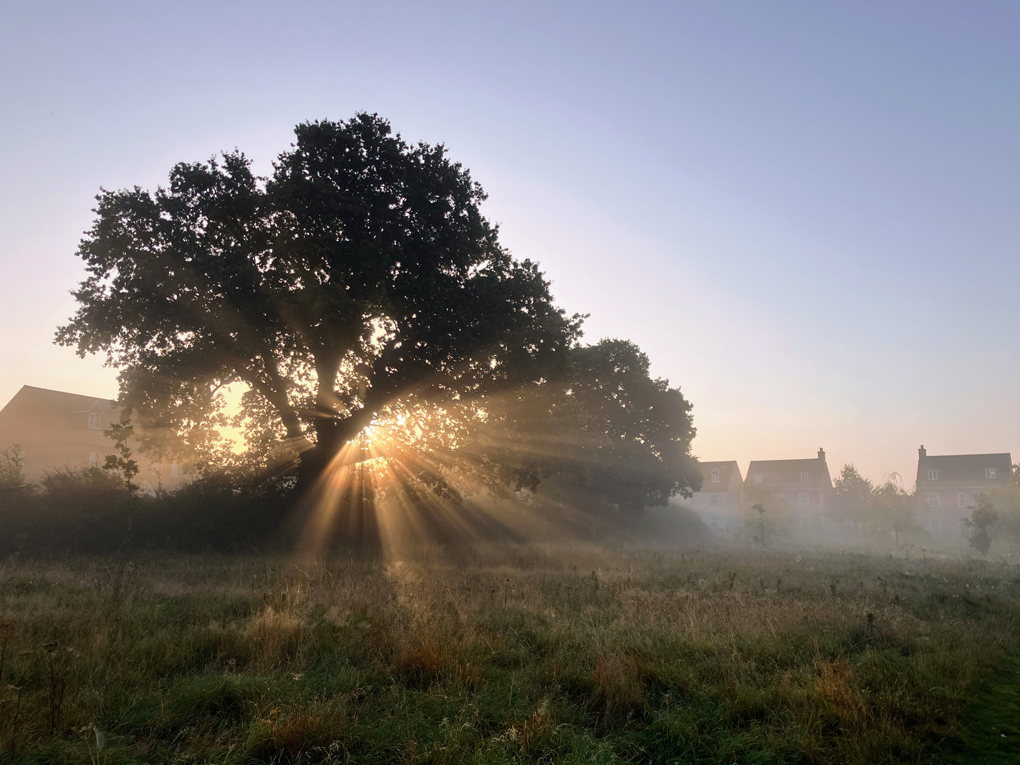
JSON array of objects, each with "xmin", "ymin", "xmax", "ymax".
[{"xmin": 1, "ymin": 1, "xmax": 1018, "ymax": 483}]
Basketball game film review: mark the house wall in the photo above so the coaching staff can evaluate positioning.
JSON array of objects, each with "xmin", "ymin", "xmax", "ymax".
[
  {"xmin": 689, "ymin": 463, "xmax": 744, "ymax": 532},
  {"xmin": 917, "ymin": 486, "xmax": 998, "ymax": 537},
  {"xmin": 0, "ymin": 387, "xmax": 189, "ymax": 493}
]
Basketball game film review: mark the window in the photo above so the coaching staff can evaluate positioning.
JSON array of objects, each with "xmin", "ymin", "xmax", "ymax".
[
  {"xmin": 798, "ymin": 492, "xmax": 810, "ymax": 507},
  {"xmin": 753, "ymin": 474, "xmax": 763, "ymax": 484},
  {"xmin": 799, "ymin": 514, "xmax": 809, "ymax": 526},
  {"xmin": 927, "ymin": 493, "xmax": 940, "ymax": 507},
  {"xmin": 799, "ymin": 471, "xmax": 810, "ymax": 482},
  {"xmin": 88, "ymin": 451, "xmax": 99, "ymax": 466},
  {"xmin": 710, "ymin": 471, "xmax": 720, "ymax": 483},
  {"xmin": 986, "ymin": 468, "xmax": 997, "ymax": 479},
  {"xmin": 88, "ymin": 412, "xmax": 101, "ymax": 430},
  {"xmin": 171, "ymin": 462, "xmax": 180, "ymax": 478},
  {"xmin": 926, "ymin": 469, "xmax": 938, "ymax": 481},
  {"xmin": 709, "ymin": 494, "xmax": 718, "ymax": 506},
  {"xmin": 929, "ymin": 517, "xmax": 942, "ymax": 534},
  {"xmin": 957, "ymin": 492, "xmax": 968, "ymax": 508}
]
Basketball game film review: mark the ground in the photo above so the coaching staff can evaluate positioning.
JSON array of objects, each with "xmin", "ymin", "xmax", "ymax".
[{"xmin": 0, "ymin": 543, "xmax": 1018, "ymax": 764}]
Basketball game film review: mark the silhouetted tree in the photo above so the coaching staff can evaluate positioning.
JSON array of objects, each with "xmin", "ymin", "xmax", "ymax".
[
  {"xmin": 567, "ymin": 339, "xmax": 700, "ymax": 511},
  {"xmin": 964, "ymin": 497, "xmax": 998, "ymax": 554},
  {"xmin": 830, "ymin": 463, "xmax": 873, "ymax": 522},
  {"xmin": 57, "ymin": 114, "xmax": 579, "ymax": 494}
]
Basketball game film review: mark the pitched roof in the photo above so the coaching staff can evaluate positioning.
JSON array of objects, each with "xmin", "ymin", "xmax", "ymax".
[
  {"xmin": 0, "ymin": 385, "xmax": 118, "ymax": 432},
  {"xmin": 745, "ymin": 457, "xmax": 832, "ymax": 490},
  {"xmin": 916, "ymin": 451, "xmax": 1012, "ymax": 486},
  {"xmin": 695, "ymin": 460, "xmax": 741, "ymax": 490}
]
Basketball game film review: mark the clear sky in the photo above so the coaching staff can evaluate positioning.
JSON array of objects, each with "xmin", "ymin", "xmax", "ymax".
[{"xmin": 1, "ymin": 1, "xmax": 1017, "ymax": 486}]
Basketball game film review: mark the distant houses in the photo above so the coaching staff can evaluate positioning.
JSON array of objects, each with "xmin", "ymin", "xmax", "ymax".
[
  {"xmin": 687, "ymin": 448, "xmax": 833, "ymax": 532},
  {"xmin": 688, "ymin": 445, "xmax": 1014, "ymax": 543},
  {"xmin": 0, "ymin": 385, "xmax": 190, "ymax": 494},
  {"xmin": 914, "ymin": 446, "xmax": 1012, "ymax": 538}
]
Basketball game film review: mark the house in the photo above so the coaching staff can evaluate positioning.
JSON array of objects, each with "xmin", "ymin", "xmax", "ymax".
[
  {"xmin": 914, "ymin": 446, "xmax": 1012, "ymax": 538},
  {"xmin": 744, "ymin": 448, "xmax": 833, "ymax": 529},
  {"xmin": 0, "ymin": 385, "xmax": 190, "ymax": 494},
  {"xmin": 689, "ymin": 460, "xmax": 744, "ymax": 531}
]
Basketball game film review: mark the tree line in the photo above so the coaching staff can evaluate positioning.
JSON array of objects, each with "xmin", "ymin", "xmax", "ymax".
[{"xmin": 828, "ymin": 463, "xmax": 1020, "ymax": 553}]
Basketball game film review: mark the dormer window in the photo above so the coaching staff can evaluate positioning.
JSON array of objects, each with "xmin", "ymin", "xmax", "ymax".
[
  {"xmin": 985, "ymin": 468, "xmax": 997, "ymax": 479},
  {"xmin": 88, "ymin": 412, "xmax": 101, "ymax": 430},
  {"xmin": 753, "ymin": 474, "xmax": 763, "ymax": 484},
  {"xmin": 927, "ymin": 469, "xmax": 938, "ymax": 481},
  {"xmin": 799, "ymin": 471, "xmax": 809, "ymax": 482},
  {"xmin": 710, "ymin": 471, "xmax": 720, "ymax": 484}
]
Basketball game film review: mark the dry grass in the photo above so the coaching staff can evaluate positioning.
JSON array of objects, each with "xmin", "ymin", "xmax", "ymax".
[{"xmin": 0, "ymin": 542, "xmax": 1016, "ymax": 763}]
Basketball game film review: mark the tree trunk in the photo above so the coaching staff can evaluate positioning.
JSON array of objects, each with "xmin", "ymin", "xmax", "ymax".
[
  {"xmin": 293, "ymin": 410, "xmax": 375, "ymax": 497},
  {"xmin": 287, "ymin": 414, "xmax": 382, "ymax": 552}
]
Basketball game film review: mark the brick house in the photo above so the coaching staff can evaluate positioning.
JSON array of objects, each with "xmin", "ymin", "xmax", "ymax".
[
  {"xmin": 744, "ymin": 448, "xmax": 833, "ymax": 529},
  {"xmin": 689, "ymin": 460, "xmax": 744, "ymax": 531},
  {"xmin": 914, "ymin": 446, "xmax": 1012, "ymax": 538},
  {"xmin": 0, "ymin": 385, "xmax": 190, "ymax": 494}
]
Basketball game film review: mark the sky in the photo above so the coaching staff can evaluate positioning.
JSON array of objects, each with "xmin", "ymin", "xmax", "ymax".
[{"xmin": 1, "ymin": 1, "xmax": 1017, "ymax": 486}]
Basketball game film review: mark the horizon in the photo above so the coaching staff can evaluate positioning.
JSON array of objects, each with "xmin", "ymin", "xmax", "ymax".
[{"xmin": 2, "ymin": 1, "xmax": 1017, "ymax": 486}]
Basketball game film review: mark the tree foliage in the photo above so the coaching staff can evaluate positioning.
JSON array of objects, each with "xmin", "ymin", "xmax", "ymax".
[
  {"xmin": 964, "ymin": 498, "xmax": 998, "ymax": 554},
  {"xmin": 0, "ymin": 444, "xmax": 28, "ymax": 502},
  {"xmin": 830, "ymin": 463, "xmax": 873, "ymax": 522},
  {"xmin": 57, "ymin": 114, "xmax": 580, "ymax": 490},
  {"xmin": 977, "ymin": 464, "xmax": 1020, "ymax": 543},
  {"xmin": 368, "ymin": 339, "xmax": 701, "ymax": 513},
  {"xmin": 567, "ymin": 339, "xmax": 700, "ymax": 510},
  {"xmin": 863, "ymin": 481, "xmax": 920, "ymax": 545}
]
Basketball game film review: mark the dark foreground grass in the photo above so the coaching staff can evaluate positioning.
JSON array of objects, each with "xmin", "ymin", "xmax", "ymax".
[{"xmin": 0, "ymin": 543, "xmax": 1018, "ymax": 764}]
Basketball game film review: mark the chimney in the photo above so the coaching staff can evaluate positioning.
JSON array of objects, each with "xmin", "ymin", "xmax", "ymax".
[
  {"xmin": 919, "ymin": 445, "xmax": 926, "ymax": 459},
  {"xmin": 817, "ymin": 447, "xmax": 825, "ymax": 462}
]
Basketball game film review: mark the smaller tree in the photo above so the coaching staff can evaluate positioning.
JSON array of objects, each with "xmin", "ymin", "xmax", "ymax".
[
  {"xmin": 982, "ymin": 464, "xmax": 1020, "ymax": 542},
  {"xmin": 964, "ymin": 498, "xmax": 998, "ymax": 554},
  {"xmin": 753, "ymin": 503, "xmax": 767, "ymax": 546},
  {"xmin": 0, "ymin": 445, "xmax": 29, "ymax": 501},
  {"xmin": 865, "ymin": 481, "xmax": 920, "ymax": 546},
  {"xmin": 830, "ymin": 464, "xmax": 873, "ymax": 523}
]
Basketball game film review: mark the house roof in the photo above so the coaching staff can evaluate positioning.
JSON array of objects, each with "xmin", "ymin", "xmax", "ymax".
[
  {"xmin": 746, "ymin": 457, "xmax": 832, "ymax": 490},
  {"xmin": 0, "ymin": 385, "xmax": 118, "ymax": 433},
  {"xmin": 695, "ymin": 460, "xmax": 742, "ymax": 490},
  {"xmin": 916, "ymin": 451, "xmax": 1012, "ymax": 486}
]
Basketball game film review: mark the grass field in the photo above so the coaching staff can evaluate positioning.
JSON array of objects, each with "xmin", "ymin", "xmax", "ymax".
[{"xmin": 0, "ymin": 542, "xmax": 1018, "ymax": 764}]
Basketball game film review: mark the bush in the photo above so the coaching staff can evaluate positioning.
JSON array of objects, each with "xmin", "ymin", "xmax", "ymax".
[{"xmin": 0, "ymin": 466, "xmax": 292, "ymax": 555}]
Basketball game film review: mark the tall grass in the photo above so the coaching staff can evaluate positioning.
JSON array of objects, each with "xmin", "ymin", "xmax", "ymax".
[{"xmin": 0, "ymin": 543, "xmax": 1016, "ymax": 763}]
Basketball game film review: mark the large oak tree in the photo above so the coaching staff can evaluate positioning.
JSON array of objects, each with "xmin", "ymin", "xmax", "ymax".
[{"xmin": 58, "ymin": 114, "xmax": 578, "ymax": 491}]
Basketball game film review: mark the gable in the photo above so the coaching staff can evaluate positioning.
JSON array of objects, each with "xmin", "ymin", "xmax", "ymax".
[{"xmin": 696, "ymin": 460, "xmax": 742, "ymax": 491}]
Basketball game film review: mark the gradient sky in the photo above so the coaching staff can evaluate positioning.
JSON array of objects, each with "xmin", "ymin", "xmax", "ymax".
[{"xmin": 1, "ymin": 1, "xmax": 1017, "ymax": 486}]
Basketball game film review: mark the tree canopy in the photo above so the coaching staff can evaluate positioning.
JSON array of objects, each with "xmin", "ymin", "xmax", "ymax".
[
  {"xmin": 57, "ymin": 114, "xmax": 580, "ymax": 490},
  {"xmin": 352, "ymin": 339, "xmax": 702, "ymax": 515}
]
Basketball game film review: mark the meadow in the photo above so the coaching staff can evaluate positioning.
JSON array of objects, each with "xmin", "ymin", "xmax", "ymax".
[{"xmin": 0, "ymin": 542, "xmax": 1018, "ymax": 764}]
